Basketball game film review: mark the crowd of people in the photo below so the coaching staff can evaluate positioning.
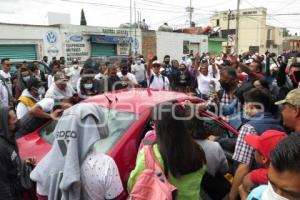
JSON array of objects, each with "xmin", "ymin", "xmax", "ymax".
[{"xmin": 0, "ymin": 48, "xmax": 300, "ymax": 200}]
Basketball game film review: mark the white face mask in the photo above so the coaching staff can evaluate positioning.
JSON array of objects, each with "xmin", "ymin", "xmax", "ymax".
[
  {"xmin": 262, "ymin": 182, "xmax": 289, "ymax": 200},
  {"xmin": 84, "ymin": 83, "xmax": 93, "ymax": 89}
]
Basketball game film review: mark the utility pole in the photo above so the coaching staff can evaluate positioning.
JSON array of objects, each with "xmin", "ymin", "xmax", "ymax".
[
  {"xmin": 226, "ymin": 9, "xmax": 232, "ymax": 53},
  {"xmin": 186, "ymin": 0, "xmax": 194, "ymax": 27},
  {"xmin": 134, "ymin": 0, "xmax": 137, "ymax": 56},
  {"xmin": 235, "ymin": 0, "xmax": 241, "ymax": 54},
  {"xmin": 129, "ymin": 0, "xmax": 132, "ymax": 56}
]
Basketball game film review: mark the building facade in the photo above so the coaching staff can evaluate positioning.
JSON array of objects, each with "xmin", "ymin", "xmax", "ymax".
[
  {"xmin": 0, "ymin": 23, "xmax": 208, "ymax": 65},
  {"xmin": 210, "ymin": 7, "xmax": 284, "ymax": 55}
]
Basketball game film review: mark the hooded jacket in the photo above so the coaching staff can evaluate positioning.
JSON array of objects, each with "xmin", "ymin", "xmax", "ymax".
[
  {"xmin": 30, "ymin": 103, "xmax": 109, "ymax": 200},
  {"xmin": 0, "ymin": 106, "xmax": 22, "ymax": 200}
]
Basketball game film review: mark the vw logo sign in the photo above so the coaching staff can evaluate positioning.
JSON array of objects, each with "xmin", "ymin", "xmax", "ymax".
[
  {"xmin": 70, "ymin": 35, "xmax": 83, "ymax": 42},
  {"xmin": 46, "ymin": 31, "xmax": 57, "ymax": 44}
]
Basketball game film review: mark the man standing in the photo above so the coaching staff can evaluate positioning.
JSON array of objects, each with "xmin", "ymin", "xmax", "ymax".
[
  {"xmin": 41, "ymin": 56, "xmax": 49, "ymax": 67},
  {"xmin": 147, "ymin": 60, "xmax": 169, "ymax": 90},
  {"xmin": 0, "ymin": 58, "xmax": 12, "ymax": 106},
  {"xmin": 131, "ymin": 57, "xmax": 146, "ymax": 87},
  {"xmin": 117, "ymin": 62, "xmax": 138, "ymax": 88},
  {"xmin": 45, "ymin": 72, "xmax": 75, "ymax": 101},
  {"xmin": 275, "ymin": 88, "xmax": 300, "ymax": 134},
  {"xmin": 65, "ymin": 59, "xmax": 82, "ymax": 90}
]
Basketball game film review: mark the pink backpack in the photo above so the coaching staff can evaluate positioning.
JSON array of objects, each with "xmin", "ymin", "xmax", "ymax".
[{"xmin": 129, "ymin": 145, "xmax": 177, "ymax": 200}]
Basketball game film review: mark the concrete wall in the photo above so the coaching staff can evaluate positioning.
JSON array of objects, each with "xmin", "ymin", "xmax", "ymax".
[{"xmin": 156, "ymin": 31, "xmax": 208, "ymax": 61}]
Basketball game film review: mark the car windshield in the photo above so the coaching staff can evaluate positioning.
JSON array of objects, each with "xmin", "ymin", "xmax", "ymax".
[{"xmin": 38, "ymin": 106, "xmax": 138, "ymax": 153}]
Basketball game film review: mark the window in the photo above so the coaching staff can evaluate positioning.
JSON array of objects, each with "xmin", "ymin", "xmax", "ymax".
[
  {"xmin": 216, "ymin": 19, "xmax": 220, "ymax": 26},
  {"xmin": 183, "ymin": 40, "xmax": 190, "ymax": 54},
  {"xmin": 38, "ymin": 107, "xmax": 138, "ymax": 153}
]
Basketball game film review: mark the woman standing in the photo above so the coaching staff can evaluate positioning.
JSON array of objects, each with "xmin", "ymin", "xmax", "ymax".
[
  {"xmin": 128, "ymin": 103, "xmax": 206, "ymax": 199},
  {"xmin": 0, "ymin": 106, "xmax": 34, "ymax": 200}
]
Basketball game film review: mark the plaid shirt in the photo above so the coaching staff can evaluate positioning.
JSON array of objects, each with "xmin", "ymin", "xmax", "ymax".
[
  {"xmin": 220, "ymin": 92, "xmax": 234, "ymax": 123},
  {"xmin": 232, "ymin": 124, "xmax": 257, "ymax": 165}
]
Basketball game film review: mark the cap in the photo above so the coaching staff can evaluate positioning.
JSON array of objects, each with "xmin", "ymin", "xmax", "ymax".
[
  {"xmin": 54, "ymin": 72, "xmax": 68, "ymax": 82},
  {"xmin": 152, "ymin": 60, "xmax": 161, "ymax": 66},
  {"xmin": 244, "ymin": 130, "xmax": 287, "ymax": 158},
  {"xmin": 275, "ymin": 88, "xmax": 300, "ymax": 107}
]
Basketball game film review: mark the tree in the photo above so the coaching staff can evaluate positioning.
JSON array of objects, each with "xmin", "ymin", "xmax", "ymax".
[
  {"xmin": 283, "ymin": 28, "xmax": 292, "ymax": 37},
  {"xmin": 80, "ymin": 9, "xmax": 87, "ymax": 26}
]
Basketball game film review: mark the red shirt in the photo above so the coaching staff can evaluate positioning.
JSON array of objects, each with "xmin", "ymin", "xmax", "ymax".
[{"xmin": 250, "ymin": 168, "xmax": 268, "ymax": 185}]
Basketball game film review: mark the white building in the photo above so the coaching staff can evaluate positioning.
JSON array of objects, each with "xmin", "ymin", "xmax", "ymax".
[{"xmin": 0, "ymin": 23, "xmax": 207, "ymax": 65}]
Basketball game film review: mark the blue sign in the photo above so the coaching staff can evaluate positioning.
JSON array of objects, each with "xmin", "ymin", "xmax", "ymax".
[
  {"xmin": 70, "ymin": 35, "xmax": 84, "ymax": 42},
  {"xmin": 91, "ymin": 35, "xmax": 132, "ymax": 44},
  {"xmin": 46, "ymin": 31, "xmax": 57, "ymax": 44}
]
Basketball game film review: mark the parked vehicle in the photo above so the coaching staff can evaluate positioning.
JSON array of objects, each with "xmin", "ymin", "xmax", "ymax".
[{"xmin": 17, "ymin": 88, "xmax": 238, "ymax": 198}]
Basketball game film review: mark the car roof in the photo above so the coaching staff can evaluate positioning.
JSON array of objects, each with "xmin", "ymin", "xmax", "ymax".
[{"xmin": 84, "ymin": 88, "xmax": 198, "ymax": 114}]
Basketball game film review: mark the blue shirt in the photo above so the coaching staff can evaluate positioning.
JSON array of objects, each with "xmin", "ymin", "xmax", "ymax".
[{"xmin": 247, "ymin": 185, "xmax": 267, "ymax": 200}]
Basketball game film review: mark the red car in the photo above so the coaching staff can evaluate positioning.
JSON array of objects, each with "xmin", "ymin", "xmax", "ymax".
[{"xmin": 17, "ymin": 88, "xmax": 238, "ymax": 196}]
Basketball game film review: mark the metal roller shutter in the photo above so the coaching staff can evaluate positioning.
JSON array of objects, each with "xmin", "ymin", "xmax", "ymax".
[
  {"xmin": 91, "ymin": 43, "xmax": 116, "ymax": 56},
  {"xmin": 0, "ymin": 44, "xmax": 37, "ymax": 61}
]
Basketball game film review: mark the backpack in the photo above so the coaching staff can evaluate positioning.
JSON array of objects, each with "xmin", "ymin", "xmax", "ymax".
[
  {"xmin": 129, "ymin": 145, "xmax": 177, "ymax": 200},
  {"xmin": 149, "ymin": 75, "xmax": 166, "ymax": 90}
]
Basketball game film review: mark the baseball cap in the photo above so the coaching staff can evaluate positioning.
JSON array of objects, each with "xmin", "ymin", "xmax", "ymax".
[
  {"xmin": 152, "ymin": 60, "xmax": 161, "ymax": 66},
  {"xmin": 54, "ymin": 72, "xmax": 68, "ymax": 82},
  {"xmin": 244, "ymin": 130, "xmax": 287, "ymax": 158},
  {"xmin": 275, "ymin": 88, "xmax": 300, "ymax": 107}
]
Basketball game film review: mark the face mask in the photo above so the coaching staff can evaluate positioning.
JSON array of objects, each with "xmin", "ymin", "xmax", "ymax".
[
  {"xmin": 23, "ymin": 76, "xmax": 30, "ymax": 82},
  {"xmin": 219, "ymin": 80, "xmax": 231, "ymax": 92},
  {"xmin": 165, "ymin": 60, "xmax": 170, "ymax": 65},
  {"xmin": 38, "ymin": 87, "xmax": 45, "ymax": 96},
  {"xmin": 136, "ymin": 60, "xmax": 141, "ymax": 65},
  {"xmin": 121, "ymin": 69, "xmax": 128, "ymax": 75},
  {"xmin": 84, "ymin": 83, "xmax": 93, "ymax": 90},
  {"xmin": 262, "ymin": 182, "xmax": 289, "ymax": 200}
]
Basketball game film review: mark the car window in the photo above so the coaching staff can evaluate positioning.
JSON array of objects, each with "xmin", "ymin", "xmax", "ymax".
[{"xmin": 38, "ymin": 107, "xmax": 138, "ymax": 153}]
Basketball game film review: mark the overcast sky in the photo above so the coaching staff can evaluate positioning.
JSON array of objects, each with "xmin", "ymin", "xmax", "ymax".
[{"xmin": 0, "ymin": 0, "xmax": 299, "ymax": 34}]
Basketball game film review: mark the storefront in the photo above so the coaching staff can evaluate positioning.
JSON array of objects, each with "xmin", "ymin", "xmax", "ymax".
[
  {"xmin": 0, "ymin": 44, "xmax": 37, "ymax": 60},
  {"xmin": 90, "ymin": 35, "xmax": 131, "ymax": 56}
]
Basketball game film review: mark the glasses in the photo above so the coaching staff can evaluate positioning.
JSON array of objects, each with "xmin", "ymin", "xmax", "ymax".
[
  {"xmin": 4, "ymin": 63, "xmax": 11, "ymax": 66},
  {"xmin": 153, "ymin": 65, "xmax": 160, "ymax": 68}
]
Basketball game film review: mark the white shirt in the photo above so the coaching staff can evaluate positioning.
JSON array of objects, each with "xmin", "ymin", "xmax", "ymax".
[
  {"xmin": 95, "ymin": 73, "xmax": 106, "ymax": 80},
  {"xmin": 131, "ymin": 64, "xmax": 146, "ymax": 82},
  {"xmin": 47, "ymin": 75, "xmax": 54, "ymax": 89},
  {"xmin": 148, "ymin": 73, "xmax": 170, "ymax": 90},
  {"xmin": 45, "ymin": 83, "xmax": 75, "ymax": 100},
  {"xmin": 66, "ymin": 65, "xmax": 82, "ymax": 89},
  {"xmin": 0, "ymin": 80, "xmax": 9, "ymax": 106},
  {"xmin": 80, "ymin": 150, "xmax": 123, "ymax": 200},
  {"xmin": 117, "ymin": 72, "xmax": 138, "ymax": 85},
  {"xmin": 197, "ymin": 73, "xmax": 213, "ymax": 95},
  {"xmin": 16, "ymin": 89, "xmax": 40, "ymax": 119},
  {"xmin": 0, "ymin": 70, "xmax": 12, "ymax": 92},
  {"xmin": 36, "ymin": 98, "xmax": 55, "ymax": 112}
]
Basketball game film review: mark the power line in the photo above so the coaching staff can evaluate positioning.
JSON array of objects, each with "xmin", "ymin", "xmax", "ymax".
[{"xmin": 60, "ymin": 0, "xmax": 187, "ymax": 13}]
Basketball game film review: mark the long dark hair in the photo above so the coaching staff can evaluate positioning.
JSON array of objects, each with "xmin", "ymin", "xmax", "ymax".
[{"xmin": 153, "ymin": 103, "xmax": 206, "ymax": 178}]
